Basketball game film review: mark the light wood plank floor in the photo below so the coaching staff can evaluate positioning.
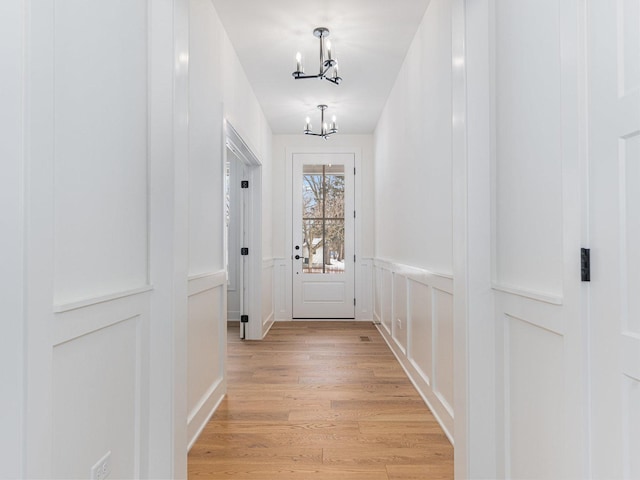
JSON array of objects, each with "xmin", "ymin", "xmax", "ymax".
[{"xmin": 188, "ymin": 321, "xmax": 453, "ymax": 479}]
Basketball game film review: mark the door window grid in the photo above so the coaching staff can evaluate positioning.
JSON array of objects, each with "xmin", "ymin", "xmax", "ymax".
[{"xmin": 302, "ymin": 164, "xmax": 345, "ymax": 274}]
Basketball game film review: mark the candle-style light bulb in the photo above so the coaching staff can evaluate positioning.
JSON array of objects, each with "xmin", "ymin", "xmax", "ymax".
[
  {"xmin": 326, "ymin": 41, "xmax": 332, "ymax": 61},
  {"xmin": 333, "ymin": 63, "xmax": 339, "ymax": 78},
  {"xmin": 323, "ymin": 122, "xmax": 328, "ymax": 135},
  {"xmin": 331, "ymin": 115, "xmax": 337, "ymax": 131},
  {"xmin": 295, "ymin": 52, "xmax": 302, "ymax": 73},
  {"xmin": 305, "ymin": 117, "xmax": 311, "ymax": 132}
]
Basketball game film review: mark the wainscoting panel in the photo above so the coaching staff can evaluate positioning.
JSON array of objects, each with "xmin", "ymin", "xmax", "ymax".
[
  {"xmin": 52, "ymin": 291, "xmax": 149, "ymax": 479},
  {"xmin": 493, "ymin": 286, "xmax": 571, "ymax": 479},
  {"xmin": 433, "ymin": 288, "xmax": 454, "ymax": 417},
  {"xmin": 624, "ymin": 375, "xmax": 640, "ymax": 478},
  {"xmin": 356, "ymin": 258, "xmax": 374, "ymax": 320},
  {"xmin": 393, "ymin": 273, "xmax": 408, "ymax": 353},
  {"xmin": 187, "ymin": 271, "xmax": 226, "ymax": 448},
  {"xmin": 408, "ymin": 281, "xmax": 432, "ymax": 385},
  {"xmin": 373, "ymin": 266, "xmax": 382, "ymax": 324},
  {"xmin": 381, "ymin": 268, "xmax": 393, "ymax": 333},
  {"xmin": 262, "ymin": 259, "xmax": 275, "ymax": 334},
  {"xmin": 503, "ymin": 312, "xmax": 564, "ymax": 480},
  {"xmin": 274, "ymin": 258, "xmax": 290, "ymax": 320},
  {"xmin": 373, "ymin": 259, "xmax": 454, "ymax": 441}
]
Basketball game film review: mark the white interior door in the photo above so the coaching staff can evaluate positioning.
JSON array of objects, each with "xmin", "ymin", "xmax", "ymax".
[
  {"xmin": 226, "ymin": 151, "xmax": 241, "ymax": 322},
  {"xmin": 588, "ymin": 1, "xmax": 640, "ymax": 477},
  {"xmin": 292, "ymin": 153, "xmax": 355, "ymax": 318},
  {"xmin": 226, "ymin": 148, "xmax": 249, "ymax": 338}
]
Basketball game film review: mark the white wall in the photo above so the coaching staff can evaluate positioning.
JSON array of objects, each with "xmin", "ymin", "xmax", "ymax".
[
  {"xmin": 372, "ymin": 0, "xmax": 456, "ymax": 444},
  {"xmin": 186, "ymin": 3, "xmax": 228, "ymax": 452},
  {"xmin": 374, "ymin": 0, "xmax": 453, "ymax": 275},
  {"xmin": 187, "ymin": 0, "xmax": 273, "ymax": 447},
  {"xmin": 19, "ymin": 1, "xmax": 156, "ymax": 477},
  {"xmin": 489, "ymin": 1, "xmax": 586, "ymax": 478},
  {"xmin": 1, "ymin": 0, "xmax": 272, "ymax": 478},
  {"xmin": 0, "ymin": 1, "xmax": 24, "ymax": 477},
  {"xmin": 271, "ymin": 134, "xmax": 374, "ymax": 320},
  {"xmin": 493, "ymin": 1, "xmax": 564, "ymax": 297},
  {"xmin": 374, "ymin": 2, "xmax": 590, "ymax": 479}
]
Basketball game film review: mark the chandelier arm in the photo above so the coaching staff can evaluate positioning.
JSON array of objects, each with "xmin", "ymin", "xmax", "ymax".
[
  {"xmin": 292, "ymin": 73, "xmax": 322, "ymax": 79},
  {"xmin": 319, "ymin": 34, "xmax": 325, "ymax": 75}
]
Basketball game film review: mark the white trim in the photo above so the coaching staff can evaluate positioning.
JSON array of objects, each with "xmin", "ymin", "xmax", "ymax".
[
  {"xmin": 261, "ymin": 258, "xmax": 276, "ymax": 334},
  {"xmin": 491, "ymin": 282, "xmax": 563, "ymax": 305},
  {"xmin": 187, "ymin": 270, "xmax": 226, "ymax": 297},
  {"xmin": 224, "ymin": 120, "xmax": 263, "ymax": 340},
  {"xmin": 452, "ymin": 0, "xmax": 500, "ymax": 477},
  {"xmin": 374, "ymin": 259, "xmax": 453, "ymax": 291},
  {"xmin": 376, "ymin": 323, "xmax": 454, "ymax": 444},
  {"xmin": 53, "ymin": 285, "xmax": 153, "ymax": 313},
  {"xmin": 187, "ymin": 379, "xmax": 226, "ymax": 451}
]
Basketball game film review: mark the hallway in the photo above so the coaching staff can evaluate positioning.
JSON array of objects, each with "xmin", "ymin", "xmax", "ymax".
[
  {"xmin": 4, "ymin": 1, "xmax": 638, "ymax": 477},
  {"xmin": 188, "ymin": 322, "xmax": 453, "ymax": 479}
]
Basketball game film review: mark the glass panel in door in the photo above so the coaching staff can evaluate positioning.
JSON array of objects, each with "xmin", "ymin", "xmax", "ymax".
[{"xmin": 302, "ymin": 164, "xmax": 345, "ymax": 274}]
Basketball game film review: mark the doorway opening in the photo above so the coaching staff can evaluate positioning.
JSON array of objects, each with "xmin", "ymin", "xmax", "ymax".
[{"xmin": 223, "ymin": 121, "xmax": 263, "ymax": 340}]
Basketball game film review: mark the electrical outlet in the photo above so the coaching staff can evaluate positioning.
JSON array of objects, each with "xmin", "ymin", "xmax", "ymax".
[{"xmin": 90, "ymin": 451, "xmax": 112, "ymax": 480}]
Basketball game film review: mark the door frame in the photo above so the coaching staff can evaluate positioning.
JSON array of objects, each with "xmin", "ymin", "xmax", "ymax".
[
  {"xmin": 223, "ymin": 120, "xmax": 263, "ymax": 340},
  {"xmin": 285, "ymin": 146, "xmax": 363, "ymax": 321}
]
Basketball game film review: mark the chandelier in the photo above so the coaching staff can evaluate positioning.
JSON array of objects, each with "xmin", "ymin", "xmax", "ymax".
[
  {"xmin": 292, "ymin": 27, "xmax": 342, "ymax": 85},
  {"xmin": 304, "ymin": 105, "xmax": 338, "ymax": 140}
]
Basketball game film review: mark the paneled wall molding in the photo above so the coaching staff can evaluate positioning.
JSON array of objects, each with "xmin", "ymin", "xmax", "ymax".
[
  {"xmin": 356, "ymin": 257, "xmax": 374, "ymax": 320},
  {"xmin": 491, "ymin": 282, "xmax": 563, "ymax": 306},
  {"xmin": 187, "ymin": 377, "xmax": 225, "ymax": 450},
  {"xmin": 53, "ymin": 291, "xmax": 150, "ymax": 347},
  {"xmin": 374, "ymin": 258, "xmax": 453, "ymax": 290},
  {"xmin": 373, "ymin": 258, "xmax": 455, "ymax": 442},
  {"xmin": 622, "ymin": 334, "xmax": 640, "ymax": 382},
  {"xmin": 188, "ymin": 270, "xmax": 226, "ymax": 297},
  {"xmin": 273, "ymin": 258, "xmax": 290, "ymax": 320},
  {"xmin": 186, "ymin": 282, "xmax": 225, "ymax": 458},
  {"xmin": 53, "ymin": 285, "xmax": 153, "ymax": 313},
  {"xmin": 496, "ymin": 290, "xmax": 565, "ymax": 335},
  {"xmin": 262, "ymin": 259, "xmax": 276, "ymax": 334}
]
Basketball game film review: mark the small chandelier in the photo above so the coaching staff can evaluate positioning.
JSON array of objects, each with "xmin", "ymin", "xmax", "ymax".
[
  {"xmin": 304, "ymin": 105, "xmax": 338, "ymax": 140},
  {"xmin": 292, "ymin": 27, "xmax": 342, "ymax": 85}
]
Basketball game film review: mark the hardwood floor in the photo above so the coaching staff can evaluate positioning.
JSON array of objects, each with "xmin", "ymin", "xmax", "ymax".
[{"xmin": 188, "ymin": 322, "xmax": 453, "ymax": 479}]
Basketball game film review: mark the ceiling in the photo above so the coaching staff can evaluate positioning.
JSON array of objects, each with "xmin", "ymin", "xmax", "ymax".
[{"xmin": 210, "ymin": 0, "xmax": 431, "ymax": 135}]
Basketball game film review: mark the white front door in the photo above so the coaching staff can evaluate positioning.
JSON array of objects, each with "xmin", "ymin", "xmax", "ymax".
[
  {"xmin": 588, "ymin": 1, "xmax": 640, "ymax": 477},
  {"xmin": 292, "ymin": 153, "xmax": 355, "ymax": 318}
]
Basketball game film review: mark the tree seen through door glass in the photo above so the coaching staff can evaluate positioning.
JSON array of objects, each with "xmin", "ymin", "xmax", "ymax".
[{"xmin": 302, "ymin": 164, "xmax": 345, "ymax": 273}]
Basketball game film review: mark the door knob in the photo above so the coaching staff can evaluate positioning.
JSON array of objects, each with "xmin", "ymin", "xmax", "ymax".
[{"xmin": 295, "ymin": 255, "xmax": 301, "ymax": 260}]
